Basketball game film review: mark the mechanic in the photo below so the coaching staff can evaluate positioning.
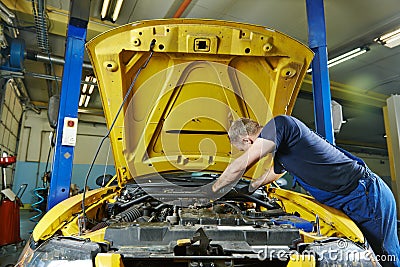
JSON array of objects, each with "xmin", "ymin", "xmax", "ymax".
[{"xmin": 212, "ymin": 115, "xmax": 400, "ymax": 267}]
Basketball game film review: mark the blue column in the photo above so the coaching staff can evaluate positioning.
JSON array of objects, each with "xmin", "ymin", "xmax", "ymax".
[
  {"xmin": 47, "ymin": 1, "xmax": 89, "ymax": 210},
  {"xmin": 305, "ymin": 0, "xmax": 335, "ymax": 144}
]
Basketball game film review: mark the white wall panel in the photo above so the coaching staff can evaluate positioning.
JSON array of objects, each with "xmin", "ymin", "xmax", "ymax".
[{"xmin": 13, "ymin": 110, "xmax": 115, "ymax": 202}]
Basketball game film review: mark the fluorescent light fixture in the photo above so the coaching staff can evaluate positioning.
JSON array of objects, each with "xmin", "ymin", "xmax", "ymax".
[
  {"xmin": 307, "ymin": 47, "xmax": 369, "ymax": 72},
  {"xmin": 80, "ymin": 75, "xmax": 97, "ymax": 107},
  {"xmin": 82, "ymin": 76, "xmax": 91, "ymax": 93},
  {"xmin": 82, "ymin": 75, "xmax": 97, "ymax": 95},
  {"xmin": 112, "ymin": 0, "xmax": 124, "ymax": 22},
  {"xmin": 84, "ymin": 95, "xmax": 91, "ymax": 108},
  {"xmin": 101, "ymin": 0, "xmax": 111, "ymax": 19},
  {"xmin": 88, "ymin": 85, "xmax": 95, "ymax": 95},
  {"xmin": 327, "ymin": 47, "xmax": 369, "ymax": 68},
  {"xmin": 374, "ymin": 27, "xmax": 400, "ymax": 48},
  {"xmin": 82, "ymin": 84, "xmax": 88, "ymax": 94},
  {"xmin": 79, "ymin": 95, "xmax": 87, "ymax": 107}
]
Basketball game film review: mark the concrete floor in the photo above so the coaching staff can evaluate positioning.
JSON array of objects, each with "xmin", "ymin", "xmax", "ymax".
[{"xmin": 0, "ymin": 210, "xmax": 37, "ymax": 267}]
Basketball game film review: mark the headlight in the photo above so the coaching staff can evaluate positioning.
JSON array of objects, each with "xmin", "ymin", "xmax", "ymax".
[
  {"xmin": 305, "ymin": 238, "xmax": 377, "ymax": 266},
  {"xmin": 16, "ymin": 237, "xmax": 101, "ymax": 267}
]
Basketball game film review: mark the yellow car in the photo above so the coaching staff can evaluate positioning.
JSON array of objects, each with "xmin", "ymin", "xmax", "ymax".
[{"xmin": 17, "ymin": 19, "xmax": 377, "ymax": 267}]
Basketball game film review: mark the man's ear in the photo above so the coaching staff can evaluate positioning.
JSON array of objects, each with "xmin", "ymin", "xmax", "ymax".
[{"xmin": 242, "ymin": 136, "xmax": 254, "ymax": 144}]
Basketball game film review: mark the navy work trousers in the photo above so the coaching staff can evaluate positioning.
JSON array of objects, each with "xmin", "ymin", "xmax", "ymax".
[{"xmin": 297, "ymin": 167, "xmax": 400, "ymax": 267}]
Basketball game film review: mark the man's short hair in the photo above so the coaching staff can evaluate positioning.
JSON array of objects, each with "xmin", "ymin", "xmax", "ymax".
[{"xmin": 228, "ymin": 118, "xmax": 262, "ymax": 143}]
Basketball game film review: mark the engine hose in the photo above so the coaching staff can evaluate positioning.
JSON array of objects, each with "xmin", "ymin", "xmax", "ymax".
[
  {"xmin": 29, "ymin": 187, "xmax": 47, "ymax": 226},
  {"xmin": 90, "ymin": 221, "xmax": 111, "ymax": 232},
  {"xmin": 93, "ymin": 207, "xmax": 143, "ymax": 231},
  {"xmin": 120, "ymin": 194, "xmax": 151, "ymax": 209},
  {"xmin": 214, "ymin": 200, "xmax": 280, "ymax": 223},
  {"xmin": 242, "ymin": 194, "xmax": 282, "ymax": 210},
  {"xmin": 116, "ymin": 206, "xmax": 142, "ymax": 222}
]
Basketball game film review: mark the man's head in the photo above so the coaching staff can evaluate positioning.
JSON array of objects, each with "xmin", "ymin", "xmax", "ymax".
[{"xmin": 228, "ymin": 118, "xmax": 263, "ymax": 151}]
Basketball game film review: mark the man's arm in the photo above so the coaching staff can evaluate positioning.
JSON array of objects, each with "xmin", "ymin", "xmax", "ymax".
[
  {"xmin": 249, "ymin": 165, "xmax": 286, "ymax": 191},
  {"xmin": 212, "ymin": 138, "xmax": 276, "ymax": 192}
]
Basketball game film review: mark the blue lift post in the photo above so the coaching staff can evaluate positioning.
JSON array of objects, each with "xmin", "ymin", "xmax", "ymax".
[
  {"xmin": 305, "ymin": 0, "xmax": 335, "ymax": 144},
  {"xmin": 47, "ymin": 0, "xmax": 90, "ymax": 210}
]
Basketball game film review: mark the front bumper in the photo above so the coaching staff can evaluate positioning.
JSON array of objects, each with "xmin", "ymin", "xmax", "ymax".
[{"xmin": 17, "ymin": 232, "xmax": 376, "ymax": 267}]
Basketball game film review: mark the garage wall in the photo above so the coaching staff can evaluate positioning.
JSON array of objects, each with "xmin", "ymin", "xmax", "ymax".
[
  {"xmin": 0, "ymin": 79, "xmax": 23, "ymax": 189},
  {"xmin": 12, "ymin": 110, "xmax": 115, "ymax": 204}
]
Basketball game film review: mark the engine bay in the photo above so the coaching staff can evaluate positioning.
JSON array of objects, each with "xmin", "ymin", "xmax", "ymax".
[
  {"xmin": 82, "ymin": 173, "xmax": 324, "ymax": 263},
  {"xmin": 88, "ymin": 174, "xmax": 315, "ymax": 234}
]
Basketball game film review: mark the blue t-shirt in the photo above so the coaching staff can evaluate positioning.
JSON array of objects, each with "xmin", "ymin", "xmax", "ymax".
[{"xmin": 259, "ymin": 115, "xmax": 365, "ymax": 194}]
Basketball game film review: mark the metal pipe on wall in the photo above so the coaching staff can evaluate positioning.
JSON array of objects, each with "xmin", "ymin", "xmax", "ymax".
[
  {"xmin": 25, "ymin": 72, "xmax": 97, "ymax": 88},
  {"xmin": 172, "ymin": 0, "xmax": 192, "ymax": 18},
  {"xmin": 26, "ymin": 50, "xmax": 93, "ymax": 70}
]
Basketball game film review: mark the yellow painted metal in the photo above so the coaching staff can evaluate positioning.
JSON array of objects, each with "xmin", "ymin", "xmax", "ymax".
[
  {"xmin": 79, "ymin": 228, "xmax": 107, "ymax": 243},
  {"xmin": 287, "ymin": 254, "xmax": 316, "ymax": 267},
  {"xmin": 32, "ymin": 186, "xmax": 118, "ymax": 242},
  {"xmin": 59, "ymin": 190, "xmax": 116, "ymax": 237},
  {"xmin": 383, "ymin": 106, "xmax": 400, "ymax": 217},
  {"xmin": 299, "ymin": 230, "xmax": 332, "ymax": 244},
  {"xmin": 268, "ymin": 187, "xmax": 364, "ymax": 243},
  {"xmin": 86, "ymin": 19, "xmax": 314, "ymax": 184},
  {"xmin": 177, "ymin": 238, "xmax": 192, "ymax": 246},
  {"xmin": 95, "ymin": 253, "xmax": 125, "ymax": 267}
]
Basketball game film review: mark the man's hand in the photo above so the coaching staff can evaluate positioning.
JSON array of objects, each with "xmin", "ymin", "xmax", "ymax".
[
  {"xmin": 200, "ymin": 182, "xmax": 215, "ymax": 198},
  {"xmin": 250, "ymin": 176, "xmax": 266, "ymax": 189},
  {"xmin": 197, "ymin": 181, "xmax": 231, "ymax": 201},
  {"xmin": 234, "ymin": 183, "xmax": 257, "ymax": 195}
]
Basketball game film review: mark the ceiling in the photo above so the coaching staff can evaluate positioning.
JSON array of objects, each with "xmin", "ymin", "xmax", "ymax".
[{"xmin": 1, "ymin": 0, "xmax": 400, "ymax": 155}]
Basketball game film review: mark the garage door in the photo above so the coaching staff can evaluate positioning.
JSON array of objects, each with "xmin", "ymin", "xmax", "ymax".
[{"xmin": 0, "ymin": 79, "xmax": 24, "ymax": 188}]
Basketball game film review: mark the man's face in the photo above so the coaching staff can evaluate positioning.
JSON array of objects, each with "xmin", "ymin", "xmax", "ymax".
[{"xmin": 232, "ymin": 137, "xmax": 252, "ymax": 152}]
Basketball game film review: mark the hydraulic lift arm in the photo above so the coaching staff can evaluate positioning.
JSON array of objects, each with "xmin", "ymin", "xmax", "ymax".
[{"xmin": 47, "ymin": 0, "xmax": 90, "ymax": 210}]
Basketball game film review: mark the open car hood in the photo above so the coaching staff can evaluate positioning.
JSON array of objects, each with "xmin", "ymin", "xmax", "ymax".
[{"xmin": 86, "ymin": 19, "xmax": 313, "ymax": 185}]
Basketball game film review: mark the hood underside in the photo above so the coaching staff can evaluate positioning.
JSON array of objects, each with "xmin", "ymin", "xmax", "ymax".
[{"xmin": 86, "ymin": 19, "xmax": 313, "ymax": 184}]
